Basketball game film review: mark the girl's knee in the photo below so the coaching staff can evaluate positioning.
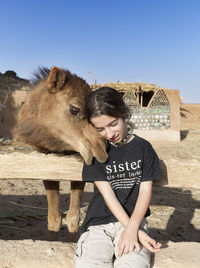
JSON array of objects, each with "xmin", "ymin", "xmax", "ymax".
[
  {"xmin": 75, "ymin": 227, "xmax": 114, "ymax": 267},
  {"xmin": 114, "ymin": 248, "xmax": 151, "ymax": 268}
]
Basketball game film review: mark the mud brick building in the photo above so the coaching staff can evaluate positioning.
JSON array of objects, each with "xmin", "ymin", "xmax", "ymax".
[{"xmin": 91, "ymin": 82, "xmax": 180, "ymax": 142}]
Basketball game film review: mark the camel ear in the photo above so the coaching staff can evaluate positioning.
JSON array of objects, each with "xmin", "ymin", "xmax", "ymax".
[{"xmin": 47, "ymin": 66, "xmax": 67, "ymax": 92}]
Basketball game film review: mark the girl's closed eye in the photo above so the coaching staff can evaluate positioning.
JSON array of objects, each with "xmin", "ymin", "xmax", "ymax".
[
  {"xmin": 110, "ymin": 120, "xmax": 118, "ymax": 127},
  {"xmin": 96, "ymin": 128, "xmax": 104, "ymax": 132}
]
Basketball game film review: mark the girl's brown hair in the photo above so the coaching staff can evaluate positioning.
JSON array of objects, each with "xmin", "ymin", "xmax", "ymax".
[{"xmin": 86, "ymin": 87, "xmax": 130, "ymax": 121}]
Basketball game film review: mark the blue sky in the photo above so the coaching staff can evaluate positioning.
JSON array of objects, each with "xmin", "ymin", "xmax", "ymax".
[{"xmin": 0, "ymin": 0, "xmax": 200, "ymax": 103}]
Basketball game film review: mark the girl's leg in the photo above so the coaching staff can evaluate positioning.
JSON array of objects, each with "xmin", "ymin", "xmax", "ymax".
[
  {"xmin": 75, "ymin": 224, "xmax": 115, "ymax": 268},
  {"xmin": 113, "ymin": 220, "xmax": 151, "ymax": 268}
]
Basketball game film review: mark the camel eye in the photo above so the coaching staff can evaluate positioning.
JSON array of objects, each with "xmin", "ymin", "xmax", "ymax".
[{"xmin": 69, "ymin": 105, "xmax": 80, "ymax": 116}]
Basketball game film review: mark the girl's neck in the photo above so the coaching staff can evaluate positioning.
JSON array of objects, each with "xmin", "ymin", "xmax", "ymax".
[{"xmin": 109, "ymin": 126, "xmax": 133, "ymax": 147}]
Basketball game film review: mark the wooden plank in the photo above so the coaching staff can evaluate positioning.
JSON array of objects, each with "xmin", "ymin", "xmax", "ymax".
[
  {"xmin": 0, "ymin": 151, "xmax": 83, "ymax": 181},
  {"xmin": 0, "ymin": 151, "xmax": 200, "ymax": 188}
]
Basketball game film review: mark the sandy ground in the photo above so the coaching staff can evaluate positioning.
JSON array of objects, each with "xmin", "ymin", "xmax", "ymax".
[{"xmin": 0, "ymin": 103, "xmax": 200, "ymax": 266}]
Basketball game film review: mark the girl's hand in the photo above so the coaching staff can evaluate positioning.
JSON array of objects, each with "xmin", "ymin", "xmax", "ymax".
[
  {"xmin": 118, "ymin": 226, "xmax": 141, "ymax": 257},
  {"xmin": 138, "ymin": 230, "xmax": 162, "ymax": 253}
]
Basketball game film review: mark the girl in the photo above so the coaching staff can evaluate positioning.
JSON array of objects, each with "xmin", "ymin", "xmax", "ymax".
[{"xmin": 75, "ymin": 87, "xmax": 162, "ymax": 268}]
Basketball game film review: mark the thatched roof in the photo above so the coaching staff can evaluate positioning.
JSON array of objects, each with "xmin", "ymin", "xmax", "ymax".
[{"xmin": 90, "ymin": 82, "xmax": 167, "ymax": 92}]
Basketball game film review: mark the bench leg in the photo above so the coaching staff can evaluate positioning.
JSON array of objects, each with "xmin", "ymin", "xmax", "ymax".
[{"xmin": 43, "ymin": 180, "xmax": 62, "ymax": 241}]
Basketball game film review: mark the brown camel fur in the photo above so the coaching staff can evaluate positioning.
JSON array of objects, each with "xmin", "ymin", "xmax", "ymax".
[{"xmin": 14, "ymin": 66, "xmax": 108, "ymax": 240}]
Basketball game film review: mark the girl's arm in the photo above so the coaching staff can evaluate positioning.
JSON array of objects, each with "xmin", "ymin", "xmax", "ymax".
[
  {"xmin": 127, "ymin": 180, "xmax": 152, "ymax": 230},
  {"xmin": 118, "ymin": 180, "xmax": 152, "ymax": 256},
  {"xmin": 95, "ymin": 181, "xmax": 130, "ymax": 227}
]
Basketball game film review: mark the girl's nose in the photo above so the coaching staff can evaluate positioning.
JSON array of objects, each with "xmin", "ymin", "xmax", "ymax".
[{"xmin": 105, "ymin": 127, "xmax": 114, "ymax": 139}]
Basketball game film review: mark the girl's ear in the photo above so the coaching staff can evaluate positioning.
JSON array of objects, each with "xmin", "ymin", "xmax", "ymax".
[{"xmin": 127, "ymin": 120, "xmax": 134, "ymax": 130}]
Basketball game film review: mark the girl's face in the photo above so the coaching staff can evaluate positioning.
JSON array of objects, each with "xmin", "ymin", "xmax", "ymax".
[{"xmin": 91, "ymin": 114, "xmax": 127, "ymax": 143}]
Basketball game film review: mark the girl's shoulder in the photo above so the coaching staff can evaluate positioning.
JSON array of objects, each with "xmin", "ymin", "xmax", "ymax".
[
  {"xmin": 129, "ymin": 134, "xmax": 153, "ymax": 148},
  {"xmin": 127, "ymin": 134, "xmax": 158, "ymax": 157}
]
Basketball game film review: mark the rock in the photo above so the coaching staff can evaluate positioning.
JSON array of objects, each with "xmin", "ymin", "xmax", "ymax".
[{"xmin": 4, "ymin": 70, "xmax": 17, "ymax": 78}]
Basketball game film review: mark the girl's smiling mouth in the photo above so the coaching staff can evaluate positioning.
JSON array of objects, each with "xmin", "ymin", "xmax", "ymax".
[{"xmin": 111, "ymin": 134, "xmax": 120, "ymax": 143}]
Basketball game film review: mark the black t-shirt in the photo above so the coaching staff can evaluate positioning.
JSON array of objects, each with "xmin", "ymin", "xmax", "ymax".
[{"xmin": 80, "ymin": 134, "xmax": 161, "ymax": 234}]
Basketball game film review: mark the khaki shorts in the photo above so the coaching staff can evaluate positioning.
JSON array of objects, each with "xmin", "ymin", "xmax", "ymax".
[{"xmin": 75, "ymin": 219, "xmax": 151, "ymax": 268}]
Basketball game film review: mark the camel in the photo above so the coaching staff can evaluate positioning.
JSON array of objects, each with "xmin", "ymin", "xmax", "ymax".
[{"xmin": 14, "ymin": 66, "xmax": 108, "ymax": 240}]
